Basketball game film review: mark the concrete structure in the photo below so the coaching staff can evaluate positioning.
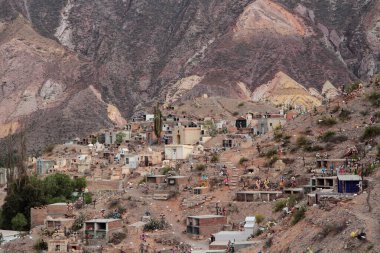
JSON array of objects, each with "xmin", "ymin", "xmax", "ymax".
[
  {"xmin": 337, "ymin": 175, "xmax": 362, "ymax": 193},
  {"xmin": 209, "ymin": 241, "xmax": 261, "ymax": 251},
  {"xmin": 283, "ymin": 188, "xmax": 304, "ymax": 195},
  {"xmin": 186, "ymin": 215, "xmax": 226, "ymax": 236},
  {"xmin": 251, "ymin": 114, "xmax": 286, "ymax": 135},
  {"xmin": 146, "ymin": 175, "xmax": 166, "ymax": 184},
  {"xmin": 124, "ymin": 154, "xmax": 139, "ymax": 169},
  {"xmin": 31, "ymin": 206, "xmax": 48, "ymax": 228},
  {"xmin": 0, "ymin": 230, "xmax": 21, "ymax": 243},
  {"xmin": 104, "ymin": 131, "xmax": 117, "ymax": 145},
  {"xmin": 173, "ymin": 125, "xmax": 201, "ymax": 145},
  {"xmin": 167, "ymin": 175, "xmax": 188, "ymax": 186},
  {"xmin": 37, "ymin": 159, "xmax": 56, "ymax": 175},
  {"xmin": 47, "ymin": 239, "xmax": 68, "ymax": 252},
  {"xmin": 194, "ymin": 187, "xmax": 209, "ymax": 195},
  {"xmin": 309, "ymin": 176, "xmax": 336, "ymax": 189},
  {"xmin": 236, "ymin": 191, "xmax": 282, "ymax": 202},
  {"xmin": 165, "ymin": 145, "xmax": 193, "ymax": 160},
  {"xmin": 47, "ymin": 203, "xmax": 68, "ymax": 218},
  {"xmin": 45, "ymin": 218, "xmax": 75, "ymax": 231},
  {"xmin": 213, "ymin": 216, "xmax": 256, "ymax": 242},
  {"xmin": 315, "ymin": 158, "xmax": 356, "ymax": 170},
  {"xmin": 139, "ymin": 151, "xmax": 162, "ymax": 167},
  {"xmin": 84, "ymin": 219, "xmax": 123, "ymax": 243}
]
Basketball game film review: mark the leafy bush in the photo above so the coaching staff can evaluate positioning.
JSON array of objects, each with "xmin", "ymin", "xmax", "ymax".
[
  {"xmin": 296, "ymin": 136, "xmax": 310, "ymax": 147},
  {"xmin": 0, "ymin": 174, "xmax": 87, "ymax": 230},
  {"xmin": 72, "ymin": 213, "xmax": 86, "ymax": 231},
  {"xmin": 265, "ymin": 149, "xmax": 277, "ymax": 158},
  {"xmin": 232, "ymin": 112, "xmax": 239, "ymax": 116},
  {"xmin": 273, "ymin": 199, "xmax": 287, "ymax": 212},
  {"xmin": 291, "ymin": 206, "xmax": 306, "ymax": 225},
  {"xmin": 239, "ymin": 157, "xmax": 249, "ymax": 165},
  {"xmin": 338, "ymin": 109, "xmax": 351, "ymax": 121},
  {"xmin": 318, "ymin": 222, "xmax": 347, "ymax": 239},
  {"xmin": 317, "ymin": 117, "xmax": 337, "ymax": 126},
  {"xmin": 367, "ymin": 91, "xmax": 380, "ymax": 107},
  {"xmin": 195, "ymin": 164, "xmax": 206, "ymax": 171},
  {"xmin": 345, "ymin": 82, "xmax": 360, "ymax": 94},
  {"xmin": 211, "ymin": 154, "xmax": 219, "ymax": 163},
  {"xmin": 161, "ymin": 166, "xmax": 173, "ymax": 175},
  {"xmin": 287, "ymin": 194, "xmax": 303, "ymax": 208},
  {"xmin": 265, "ymin": 156, "xmax": 279, "ymax": 167},
  {"xmin": 361, "ymin": 125, "xmax": 380, "ymax": 140},
  {"xmin": 238, "ymin": 102, "xmax": 244, "ymax": 107},
  {"xmin": 11, "ymin": 213, "xmax": 27, "ymax": 231},
  {"xmin": 255, "ymin": 214, "xmax": 265, "ymax": 224},
  {"xmin": 84, "ymin": 193, "xmax": 93, "ymax": 205},
  {"xmin": 144, "ymin": 218, "xmax": 167, "ymax": 231},
  {"xmin": 319, "ymin": 131, "xmax": 336, "ymax": 142}
]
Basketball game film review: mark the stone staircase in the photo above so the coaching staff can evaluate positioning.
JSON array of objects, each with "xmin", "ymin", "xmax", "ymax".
[{"xmin": 220, "ymin": 158, "xmax": 243, "ymax": 190}]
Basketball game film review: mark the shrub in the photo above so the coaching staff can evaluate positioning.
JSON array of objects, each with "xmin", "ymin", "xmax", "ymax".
[
  {"xmin": 232, "ymin": 112, "xmax": 239, "ymax": 116},
  {"xmin": 360, "ymin": 110, "xmax": 369, "ymax": 116},
  {"xmin": 273, "ymin": 199, "xmax": 287, "ymax": 212},
  {"xmin": 255, "ymin": 214, "xmax": 265, "ymax": 224},
  {"xmin": 319, "ymin": 131, "xmax": 336, "ymax": 142},
  {"xmin": 291, "ymin": 206, "xmax": 306, "ymax": 225},
  {"xmin": 287, "ymin": 194, "xmax": 303, "ymax": 208},
  {"xmin": 161, "ymin": 166, "xmax": 173, "ymax": 175},
  {"xmin": 144, "ymin": 218, "xmax": 167, "ymax": 231},
  {"xmin": 317, "ymin": 117, "xmax": 337, "ymax": 126},
  {"xmin": 318, "ymin": 222, "xmax": 347, "ymax": 239},
  {"xmin": 367, "ymin": 91, "xmax": 380, "ymax": 107},
  {"xmin": 304, "ymin": 145, "xmax": 323, "ymax": 152},
  {"xmin": 238, "ymin": 102, "xmax": 244, "ymax": 107},
  {"xmin": 345, "ymin": 82, "xmax": 360, "ymax": 94},
  {"xmin": 265, "ymin": 149, "xmax": 277, "ymax": 158},
  {"xmin": 84, "ymin": 193, "xmax": 93, "ymax": 205},
  {"xmin": 264, "ymin": 238, "xmax": 273, "ymax": 248},
  {"xmin": 211, "ymin": 154, "xmax": 219, "ymax": 163},
  {"xmin": 44, "ymin": 144, "xmax": 55, "ymax": 154},
  {"xmin": 296, "ymin": 136, "xmax": 310, "ymax": 147},
  {"xmin": 33, "ymin": 239, "xmax": 48, "ymax": 251},
  {"xmin": 361, "ymin": 125, "xmax": 380, "ymax": 140},
  {"xmin": 11, "ymin": 213, "xmax": 27, "ymax": 231},
  {"xmin": 195, "ymin": 164, "xmax": 206, "ymax": 171},
  {"xmin": 110, "ymin": 232, "xmax": 126, "ymax": 244},
  {"xmin": 338, "ymin": 109, "xmax": 351, "ymax": 121},
  {"xmin": 330, "ymin": 105, "xmax": 340, "ymax": 114},
  {"xmin": 265, "ymin": 156, "xmax": 278, "ymax": 167},
  {"xmin": 239, "ymin": 157, "xmax": 249, "ymax": 165},
  {"xmin": 71, "ymin": 213, "xmax": 86, "ymax": 231}
]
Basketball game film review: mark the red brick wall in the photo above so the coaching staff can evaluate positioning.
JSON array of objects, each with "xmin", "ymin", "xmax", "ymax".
[
  {"xmin": 31, "ymin": 207, "xmax": 48, "ymax": 228},
  {"xmin": 47, "ymin": 204, "xmax": 67, "ymax": 218},
  {"xmin": 198, "ymin": 217, "xmax": 227, "ymax": 236},
  {"xmin": 108, "ymin": 220, "xmax": 123, "ymax": 230}
]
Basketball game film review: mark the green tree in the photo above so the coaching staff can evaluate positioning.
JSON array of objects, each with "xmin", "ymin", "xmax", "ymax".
[
  {"xmin": 116, "ymin": 132, "xmax": 126, "ymax": 144},
  {"xmin": 154, "ymin": 103, "xmax": 163, "ymax": 143},
  {"xmin": 11, "ymin": 213, "xmax": 27, "ymax": 231},
  {"xmin": 73, "ymin": 177, "xmax": 87, "ymax": 191}
]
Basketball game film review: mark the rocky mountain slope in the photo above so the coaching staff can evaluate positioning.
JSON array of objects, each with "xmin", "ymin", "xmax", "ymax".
[{"xmin": 0, "ymin": 0, "xmax": 379, "ymax": 150}]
